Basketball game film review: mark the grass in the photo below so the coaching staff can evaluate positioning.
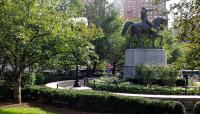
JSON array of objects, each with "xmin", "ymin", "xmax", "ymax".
[
  {"xmin": 0, "ymin": 103, "xmax": 105, "ymax": 114},
  {"xmin": 0, "ymin": 107, "xmax": 54, "ymax": 114}
]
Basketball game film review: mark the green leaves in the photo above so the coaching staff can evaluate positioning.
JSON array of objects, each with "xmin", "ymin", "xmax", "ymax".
[
  {"xmin": 20, "ymin": 86, "xmax": 185, "ymax": 114},
  {"xmin": 0, "ymin": 0, "xmax": 78, "ymax": 70},
  {"xmin": 174, "ymin": 0, "xmax": 200, "ymax": 69}
]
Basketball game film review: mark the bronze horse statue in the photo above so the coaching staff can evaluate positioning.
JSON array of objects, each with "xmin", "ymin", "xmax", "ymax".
[{"xmin": 122, "ymin": 17, "xmax": 168, "ymax": 48}]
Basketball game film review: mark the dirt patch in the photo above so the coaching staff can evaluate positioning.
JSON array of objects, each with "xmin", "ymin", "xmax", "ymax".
[{"xmin": 0, "ymin": 102, "xmax": 15, "ymax": 107}]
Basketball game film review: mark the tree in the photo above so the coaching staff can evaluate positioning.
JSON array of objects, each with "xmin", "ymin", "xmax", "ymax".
[
  {"xmin": 56, "ymin": 0, "xmax": 85, "ymax": 16},
  {"xmin": 46, "ymin": 20, "xmax": 103, "ymax": 87},
  {"xmin": 159, "ymin": 28, "xmax": 185, "ymax": 64},
  {"xmin": 84, "ymin": 1, "xmax": 122, "ymax": 75},
  {"xmin": 173, "ymin": 0, "xmax": 200, "ymax": 69},
  {"xmin": 105, "ymin": 18, "xmax": 126, "ymax": 75},
  {"xmin": 0, "ymin": 0, "xmax": 74, "ymax": 103},
  {"xmin": 65, "ymin": 22, "xmax": 103, "ymax": 87}
]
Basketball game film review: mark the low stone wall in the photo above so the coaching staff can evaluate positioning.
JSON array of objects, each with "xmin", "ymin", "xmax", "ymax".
[{"xmin": 115, "ymin": 93, "xmax": 200, "ymax": 111}]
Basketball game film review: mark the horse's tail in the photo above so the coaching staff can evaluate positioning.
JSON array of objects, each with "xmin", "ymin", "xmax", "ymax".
[{"xmin": 122, "ymin": 21, "xmax": 134, "ymax": 36}]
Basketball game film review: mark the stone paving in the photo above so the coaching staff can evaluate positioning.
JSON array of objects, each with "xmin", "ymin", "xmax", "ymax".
[{"xmin": 45, "ymin": 80, "xmax": 92, "ymax": 90}]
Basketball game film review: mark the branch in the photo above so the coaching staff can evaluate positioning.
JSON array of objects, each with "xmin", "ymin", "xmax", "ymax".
[
  {"xmin": 21, "ymin": 32, "xmax": 50, "ymax": 64},
  {"xmin": 155, "ymin": 0, "xmax": 184, "ymax": 16},
  {"xmin": 24, "ymin": 52, "xmax": 59, "ymax": 68},
  {"xmin": 4, "ymin": 44, "xmax": 17, "ymax": 59}
]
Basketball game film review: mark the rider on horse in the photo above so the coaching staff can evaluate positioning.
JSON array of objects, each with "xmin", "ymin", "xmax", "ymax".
[
  {"xmin": 122, "ymin": 7, "xmax": 167, "ymax": 48},
  {"xmin": 141, "ymin": 7, "xmax": 153, "ymax": 28}
]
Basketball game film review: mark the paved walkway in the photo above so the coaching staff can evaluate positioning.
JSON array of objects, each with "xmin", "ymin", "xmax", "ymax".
[{"xmin": 45, "ymin": 80, "xmax": 92, "ymax": 90}]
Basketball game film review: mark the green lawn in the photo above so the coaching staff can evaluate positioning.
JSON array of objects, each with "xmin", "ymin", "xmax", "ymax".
[{"xmin": 0, "ymin": 107, "xmax": 54, "ymax": 114}]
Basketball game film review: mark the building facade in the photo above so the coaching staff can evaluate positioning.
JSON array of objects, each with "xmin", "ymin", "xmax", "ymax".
[
  {"xmin": 144, "ymin": 0, "xmax": 167, "ymax": 20},
  {"xmin": 123, "ymin": 0, "xmax": 167, "ymax": 20},
  {"xmin": 123, "ymin": 0, "xmax": 143, "ymax": 19}
]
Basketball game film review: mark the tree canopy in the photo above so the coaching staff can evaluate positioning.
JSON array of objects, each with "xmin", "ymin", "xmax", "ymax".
[
  {"xmin": 0, "ymin": 0, "xmax": 99, "ymax": 103},
  {"xmin": 173, "ymin": 0, "xmax": 200, "ymax": 69}
]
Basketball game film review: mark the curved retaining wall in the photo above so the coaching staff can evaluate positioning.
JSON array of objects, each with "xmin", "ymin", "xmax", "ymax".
[{"xmin": 115, "ymin": 93, "xmax": 200, "ymax": 110}]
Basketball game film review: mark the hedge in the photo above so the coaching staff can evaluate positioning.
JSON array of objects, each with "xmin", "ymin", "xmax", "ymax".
[
  {"xmin": 135, "ymin": 65, "xmax": 179, "ymax": 87},
  {"xmin": 43, "ymin": 75, "xmax": 74, "ymax": 84},
  {"xmin": 88, "ymin": 80, "xmax": 200, "ymax": 95},
  {"xmin": 21, "ymin": 73, "xmax": 36, "ymax": 87},
  {"xmin": 127, "ymin": 78, "xmax": 186, "ymax": 87},
  {"xmin": 0, "ymin": 85, "xmax": 13, "ymax": 100},
  {"xmin": 20, "ymin": 86, "xmax": 185, "ymax": 114},
  {"xmin": 2, "ymin": 71, "xmax": 74, "ymax": 86}
]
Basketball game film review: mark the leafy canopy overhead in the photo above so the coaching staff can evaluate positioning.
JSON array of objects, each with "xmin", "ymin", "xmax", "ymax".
[{"xmin": 0, "ymin": 0, "xmax": 78, "ymax": 71}]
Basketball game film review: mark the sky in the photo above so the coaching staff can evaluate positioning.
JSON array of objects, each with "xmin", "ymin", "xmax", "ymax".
[
  {"xmin": 108, "ymin": 0, "xmax": 113, "ymax": 3},
  {"xmin": 166, "ymin": 0, "xmax": 182, "ymax": 28}
]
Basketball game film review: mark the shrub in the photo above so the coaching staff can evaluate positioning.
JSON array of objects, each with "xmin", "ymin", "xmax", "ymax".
[
  {"xmin": 35, "ymin": 73, "xmax": 46, "ymax": 85},
  {"xmin": 0, "ymin": 85, "xmax": 13, "ymax": 99},
  {"xmin": 3, "ymin": 71, "xmax": 14, "ymax": 86},
  {"xmin": 3, "ymin": 72, "xmax": 36, "ymax": 87},
  {"xmin": 3, "ymin": 71, "xmax": 73, "ymax": 86},
  {"xmin": 21, "ymin": 73, "xmax": 36, "ymax": 87},
  {"xmin": 135, "ymin": 65, "xmax": 179, "ymax": 87},
  {"xmin": 43, "ymin": 75, "xmax": 73, "ymax": 84},
  {"xmin": 127, "ymin": 78, "xmax": 186, "ymax": 87},
  {"xmin": 0, "ymin": 80, "xmax": 4, "ymax": 85},
  {"xmin": 21, "ymin": 86, "xmax": 185, "ymax": 114},
  {"xmin": 176, "ymin": 78, "xmax": 186, "ymax": 87},
  {"xmin": 194, "ymin": 102, "xmax": 200, "ymax": 114},
  {"xmin": 88, "ymin": 79, "xmax": 200, "ymax": 95}
]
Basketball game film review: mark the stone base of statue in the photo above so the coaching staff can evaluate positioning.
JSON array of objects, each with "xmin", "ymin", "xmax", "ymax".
[{"xmin": 124, "ymin": 48, "xmax": 167, "ymax": 78}]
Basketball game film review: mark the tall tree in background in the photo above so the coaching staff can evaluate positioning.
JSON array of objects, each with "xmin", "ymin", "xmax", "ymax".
[
  {"xmin": 159, "ymin": 28, "xmax": 185, "ymax": 64},
  {"xmin": 106, "ymin": 18, "xmax": 126, "ymax": 75},
  {"xmin": 57, "ymin": 0, "xmax": 85, "ymax": 16},
  {"xmin": 58, "ymin": 22, "xmax": 103, "ymax": 87},
  {"xmin": 0, "ymin": 0, "xmax": 75, "ymax": 104},
  {"xmin": 84, "ymin": 0, "xmax": 123, "ymax": 75},
  {"xmin": 173, "ymin": 0, "xmax": 200, "ymax": 69}
]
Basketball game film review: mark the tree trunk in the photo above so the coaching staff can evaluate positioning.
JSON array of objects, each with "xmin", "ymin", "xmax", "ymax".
[
  {"xmin": 73, "ymin": 64, "xmax": 80, "ymax": 87},
  {"xmin": 92, "ymin": 61, "xmax": 97, "ymax": 77},
  {"xmin": 112, "ymin": 62, "xmax": 116, "ymax": 76},
  {"xmin": 14, "ymin": 71, "xmax": 21, "ymax": 104}
]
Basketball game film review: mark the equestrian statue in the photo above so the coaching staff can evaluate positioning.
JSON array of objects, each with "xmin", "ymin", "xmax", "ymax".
[{"xmin": 122, "ymin": 7, "xmax": 168, "ymax": 48}]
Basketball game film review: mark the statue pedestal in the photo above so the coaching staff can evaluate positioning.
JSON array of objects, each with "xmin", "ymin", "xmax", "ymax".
[{"xmin": 124, "ymin": 48, "xmax": 167, "ymax": 78}]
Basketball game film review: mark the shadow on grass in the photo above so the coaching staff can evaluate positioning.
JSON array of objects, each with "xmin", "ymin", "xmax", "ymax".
[
  {"xmin": 0, "ymin": 103, "xmax": 55, "ymax": 114},
  {"xmin": 0, "ymin": 101, "xmax": 110, "ymax": 114}
]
